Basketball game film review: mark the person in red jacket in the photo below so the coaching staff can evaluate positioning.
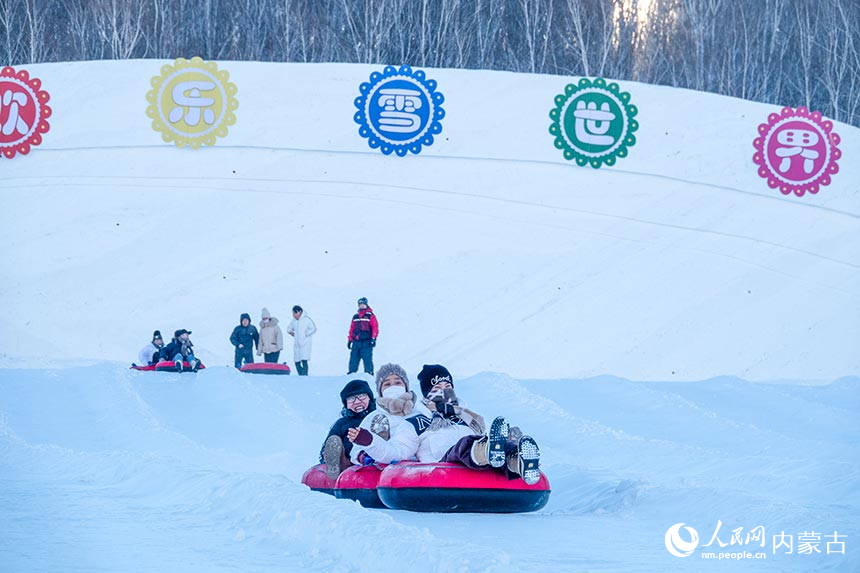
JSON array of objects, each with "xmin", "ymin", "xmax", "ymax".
[{"xmin": 347, "ymin": 297, "xmax": 378, "ymax": 375}]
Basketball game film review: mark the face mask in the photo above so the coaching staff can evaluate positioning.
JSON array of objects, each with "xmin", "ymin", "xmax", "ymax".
[{"xmin": 381, "ymin": 385, "xmax": 406, "ymax": 399}]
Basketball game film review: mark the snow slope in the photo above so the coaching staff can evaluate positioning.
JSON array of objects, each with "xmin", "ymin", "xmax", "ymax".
[
  {"xmin": 1, "ymin": 61, "xmax": 859, "ymax": 571},
  {"xmin": 1, "ymin": 366, "xmax": 858, "ymax": 572},
  {"xmin": 1, "ymin": 61, "xmax": 859, "ymax": 380}
]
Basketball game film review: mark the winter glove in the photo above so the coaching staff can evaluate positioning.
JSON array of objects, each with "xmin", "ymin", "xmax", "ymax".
[
  {"xmin": 347, "ymin": 341, "xmax": 353, "ymax": 350},
  {"xmin": 370, "ymin": 339, "xmax": 376, "ymax": 347},
  {"xmin": 352, "ymin": 428, "xmax": 373, "ymax": 446}
]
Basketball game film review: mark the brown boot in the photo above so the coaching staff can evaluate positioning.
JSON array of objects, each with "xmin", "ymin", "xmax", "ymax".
[{"xmin": 470, "ymin": 437, "xmax": 490, "ymax": 466}]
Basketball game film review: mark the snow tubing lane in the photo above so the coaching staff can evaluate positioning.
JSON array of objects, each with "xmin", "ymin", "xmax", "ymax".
[
  {"xmin": 377, "ymin": 462, "xmax": 551, "ymax": 513},
  {"xmin": 300, "ymin": 463, "xmax": 336, "ymax": 497},
  {"xmin": 239, "ymin": 363, "xmax": 291, "ymax": 375},
  {"xmin": 153, "ymin": 360, "xmax": 206, "ymax": 372},
  {"xmin": 334, "ymin": 465, "xmax": 386, "ymax": 508}
]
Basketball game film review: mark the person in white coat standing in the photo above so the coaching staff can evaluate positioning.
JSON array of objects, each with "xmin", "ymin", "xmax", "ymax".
[
  {"xmin": 257, "ymin": 308, "xmax": 284, "ymax": 363},
  {"xmin": 287, "ymin": 305, "xmax": 316, "ymax": 375}
]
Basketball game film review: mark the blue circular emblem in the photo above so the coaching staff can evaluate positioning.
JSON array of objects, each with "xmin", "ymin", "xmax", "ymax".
[{"xmin": 354, "ymin": 65, "xmax": 445, "ymax": 156}]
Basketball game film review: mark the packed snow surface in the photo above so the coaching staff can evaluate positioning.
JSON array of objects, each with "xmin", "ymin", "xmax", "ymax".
[{"xmin": 1, "ymin": 61, "xmax": 859, "ymax": 571}]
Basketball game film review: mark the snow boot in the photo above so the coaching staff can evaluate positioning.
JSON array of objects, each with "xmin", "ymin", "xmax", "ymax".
[
  {"xmin": 470, "ymin": 437, "xmax": 490, "ymax": 467},
  {"xmin": 174, "ymin": 358, "xmax": 183, "ymax": 372},
  {"xmin": 369, "ymin": 413, "xmax": 390, "ymax": 440},
  {"xmin": 323, "ymin": 435, "xmax": 344, "ymax": 480},
  {"xmin": 517, "ymin": 436, "xmax": 541, "ymax": 485},
  {"xmin": 190, "ymin": 358, "xmax": 200, "ymax": 372},
  {"xmin": 487, "ymin": 416, "xmax": 510, "ymax": 468}
]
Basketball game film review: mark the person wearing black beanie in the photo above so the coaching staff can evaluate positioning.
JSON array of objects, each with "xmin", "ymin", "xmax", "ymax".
[
  {"xmin": 319, "ymin": 379, "xmax": 377, "ymax": 479},
  {"xmin": 137, "ymin": 329, "xmax": 164, "ymax": 365}
]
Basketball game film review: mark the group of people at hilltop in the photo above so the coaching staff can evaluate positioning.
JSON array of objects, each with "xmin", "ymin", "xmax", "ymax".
[
  {"xmin": 318, "ymin": 364, "xmax": 542, "ymax": 486},
  {"xmin": 228, "ymin": 306, "xmax": 317, "ymax": 374},
  {"xmin": 137, "ymin": 297, "xmax": 379, "ymax": 376}
]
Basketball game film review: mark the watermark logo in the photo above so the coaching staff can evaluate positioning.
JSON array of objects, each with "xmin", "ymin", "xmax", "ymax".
[
  {"xmin": 548, "ymin": 77, "xmax": 638, "ymax": 168},
  {"xmin": 665, "ymin": 523, "xmax": 699, "ymax": 557},
  {"xmin": 665, "ymin": 520, "xmax": 847, "ymax": 561},
  {"xmin": 353, "ymin": 65, "xmax": 445, "ymax": 156},
  {"xmin": 0, "ymin": 66, "xmax": 52, "ymax": 159},
  {"xmin": 146, "ymin": 57, "xmax": 238, "ymax": 149},
  {"xmin": 752, "ymin": 106, "xmax": 841, "ymax": 197}
]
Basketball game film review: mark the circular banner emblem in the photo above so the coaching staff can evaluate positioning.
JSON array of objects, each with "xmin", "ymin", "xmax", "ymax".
[
  {"xmin": 549, "ymin": 78, "xmax": 638, "ymax": 168},
  {"xmin": 752, "ymin": 107, "xmax": 841, "ymax": 197},
  {"xmin": 354, "ymin": 65, "xmax": 445, "ymax": 156},
  {"xmin": 146, "ymin": 57, "xmax": 238, "ymax": 149},
  {"xmin": 0, "ymin": 66, "xmax": 52, "ymax": 159}
]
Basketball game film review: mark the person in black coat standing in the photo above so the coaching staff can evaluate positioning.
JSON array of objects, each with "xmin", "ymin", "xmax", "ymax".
[
  {"xmin": 230, "ymin": 313, "xmax": 259, "ymax": 369},
  {"xmin": 319, "ymin": 379, "xmax": 377, "ymax": 479}
]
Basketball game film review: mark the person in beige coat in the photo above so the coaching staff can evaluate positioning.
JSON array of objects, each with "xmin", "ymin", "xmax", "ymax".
[{"xmin": 257, "ymin": 308, "xmax": 284, "ymax": 363}]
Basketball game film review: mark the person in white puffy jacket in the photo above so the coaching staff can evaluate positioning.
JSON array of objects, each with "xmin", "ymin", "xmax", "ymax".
[
  {"xmin": 287, "ymin": 305, "xmax": 316, "ymax": 375},
  {"xmin": 347, "ymin": 363, "xmax": 431, "ymax": 464},
  {"xmin": 351, "ymin": 364, "xmax": 542, "ymax": 485}
]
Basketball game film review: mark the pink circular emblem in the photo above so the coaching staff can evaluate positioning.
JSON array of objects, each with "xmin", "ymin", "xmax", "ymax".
[
  {"xmin": 752, "ymin": 106, "xmax": 841, "ymax": 197},
  {"xmin": 0, "ymin": 66, "xmax": 52, "ymax": 159}
]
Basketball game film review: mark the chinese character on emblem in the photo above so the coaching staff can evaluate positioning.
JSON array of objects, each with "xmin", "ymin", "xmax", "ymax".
[
  {"xmin": 549, "ymin": 78, "xmax": 639, "ymax": 168},
  {"xmin": 0, "ymin": 66, "xmax": 51, "ymax": 159},
  {"xmin": 145, "ymin": 57, "xmax": 238, "ymax": 149},
  {"xmin": 353, "ymin": 65, "xmax": 445, "ymax": 156},
  {"xmin": 752, "ymin": 106, "xmax": 841, "ymax": 197}
]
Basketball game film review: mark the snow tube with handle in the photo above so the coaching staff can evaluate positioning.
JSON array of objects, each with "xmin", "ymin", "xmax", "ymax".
[
  {"xmin": 154, "ymin": 360, "xmax": 205, "ymax": 372},
  {"xmin": 239, "ymin": 363, "xmax": 291, "ymax": 375},
  {"xmin": 334, "ymin": 465, "xmax": 386, "ymax": 509},
  {"xmin": 300, "ymin": 463, "xmax": 337, "ymax": 497},
  {"xmin": 377, "ymin": 462, "xmax": 551, "ymax": 513}
]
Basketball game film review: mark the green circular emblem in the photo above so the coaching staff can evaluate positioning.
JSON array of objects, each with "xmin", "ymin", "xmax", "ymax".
[{"xmin": 549, "ymin": 78, "xmax": 639, "ymax": 168}]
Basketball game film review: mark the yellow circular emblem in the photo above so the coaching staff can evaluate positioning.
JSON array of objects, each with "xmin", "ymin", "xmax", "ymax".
[{"xmin": 146, "ymin": 57, "xmax": 238, "ymax": 148}]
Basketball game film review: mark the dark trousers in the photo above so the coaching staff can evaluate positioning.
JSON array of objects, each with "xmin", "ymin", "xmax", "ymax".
[
  {"xmin": 347, "ymin": 340, "xmax": 373, "ymax": 375},
  {"xmin": 295, "ymin": 360, "xmax": 308, "ymax": 375},
  {"xmin": 234, "ymin": 346, "xmax": 254, "ymax": 369},
  {"xmin": 441, "ymin": 435, "xmax": 519, "ymax": 480},
  {"xmin": 264, "ymin": 351, "xmax": 280, "ymax": 363}
]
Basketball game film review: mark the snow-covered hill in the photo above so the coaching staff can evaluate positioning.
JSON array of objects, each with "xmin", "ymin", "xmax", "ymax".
[
  {"xmin": 1, "ymin": 60, "xmax": 858, "ymax": 380},
  {"xmin": 1, "ymin": 365, "xmax": 857, "ymax": 571},
  {"xmin": 1, "ymin": 61, "xmax": 858, "ymax": 572}
]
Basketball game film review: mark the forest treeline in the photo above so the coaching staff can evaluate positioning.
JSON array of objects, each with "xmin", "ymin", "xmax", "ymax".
[{"xmin": 2, "ymin": 0, "xmax": 858, "ymax": 126}]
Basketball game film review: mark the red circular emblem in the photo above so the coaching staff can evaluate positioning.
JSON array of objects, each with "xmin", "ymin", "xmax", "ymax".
[
  {"xmin": 0, "ymin": 66, "xmax": 52, "ymax": 159},
  {"xmin": 752, "ymin": 106, "xmax": 841, "ymax": 197}
]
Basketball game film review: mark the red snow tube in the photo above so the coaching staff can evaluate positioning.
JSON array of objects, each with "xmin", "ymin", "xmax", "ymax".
[
  {"xmin": 334, "ymin": 465, "xmax": 386, "ymax": 508},
  {"xmin": 239, "ymin": 363, "xmax": 291, "ymax": 375},
  {"xmin": 300, "ymin": 463, "xmax": 337, "ymax": 497},
  {"xmin": 154, "ymin": 360, "xmax": 206, "ymax": 372},
  {"xmin": 377, "ymin": 462, "xmax": 551, "ymax": 513}
]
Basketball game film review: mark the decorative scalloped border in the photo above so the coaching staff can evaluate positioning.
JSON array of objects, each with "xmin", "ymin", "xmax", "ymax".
[
  {"xmin": 752, "ymin": 106, "xmax": 841, "ymax": 197},
  {"xmin": 353, "ymin": 65, "xmax": 445, "ymax": 156},
  {"xmin": 0, "ymin": 66, "xmax": 52, "ymax": 159},
  {"xmin": 145, "ymin": 57, "xmax": 238, "ymax": 149},
  {"xmin": 549, "ymin": 78, "xmax": 638, "ymax": 168}
]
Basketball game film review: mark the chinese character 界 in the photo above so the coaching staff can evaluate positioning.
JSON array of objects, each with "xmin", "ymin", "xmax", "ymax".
[{"xmin": 774, "ymin": 129, "xmax": 820, "ymax": 174}]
